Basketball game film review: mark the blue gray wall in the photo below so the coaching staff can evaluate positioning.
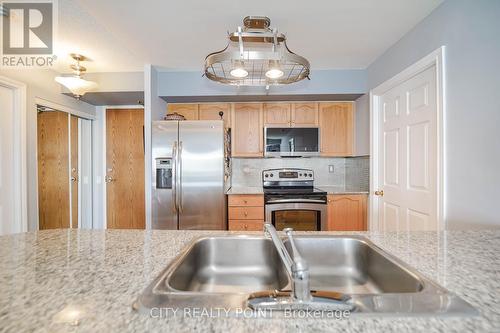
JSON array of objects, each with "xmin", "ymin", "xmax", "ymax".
[
  {"xmin": 367, "ymin": 0, "xmax": 500, "ymax": 229},
  {"xmin": 157, "ymin": 69, "xmax": 366, "ymax": 97}
]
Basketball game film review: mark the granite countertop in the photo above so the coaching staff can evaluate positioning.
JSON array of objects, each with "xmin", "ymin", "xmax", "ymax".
[
  {"xmin": 0, "ymin": 229, "xmax": 499, "ymax": 332},
  {"xmin": 226, "ymin": 186, "xmax": 369, "ymax": 195}
]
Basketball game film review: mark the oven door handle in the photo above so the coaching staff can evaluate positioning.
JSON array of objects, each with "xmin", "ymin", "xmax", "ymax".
[{"xmin": 266, "ymin": 198, "xmax": 326, "ymax": 204}]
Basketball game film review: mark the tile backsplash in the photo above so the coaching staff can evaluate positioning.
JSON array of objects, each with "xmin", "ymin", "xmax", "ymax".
[{"xmin": 231, "ymin": 156, "xmax": 369, "ymax": 189}]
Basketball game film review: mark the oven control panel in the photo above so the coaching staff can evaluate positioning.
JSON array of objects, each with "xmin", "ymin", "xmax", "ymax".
[{"xmin": 262, "ymin": 168, "xmax": 314, "ymax": 181}]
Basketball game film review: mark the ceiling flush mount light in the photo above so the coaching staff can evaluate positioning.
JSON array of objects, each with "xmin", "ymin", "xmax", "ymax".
[
  {"xmin": 204, "ymin": 16, "xmax": 310, "ymax": 86},
  {"xmin": 55, "ymin": 54, "xmax": 98, "ymax": 99}
]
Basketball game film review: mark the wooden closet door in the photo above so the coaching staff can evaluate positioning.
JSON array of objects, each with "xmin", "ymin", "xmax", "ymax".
[
  {"xmin": 231, "ymin": 103, "xmax": 263, "ymax": 157},
  {"xmin": 106, "ymin": 109, "xmax": 145, "ymax": 229},
  {"xmin": 37, "ymin": 111, "xmax": 70, "ymax": 229}
]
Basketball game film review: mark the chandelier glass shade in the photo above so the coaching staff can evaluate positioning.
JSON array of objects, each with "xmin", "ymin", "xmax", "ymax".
[{"xmin": 55, "ymin": 54, "xmax": 98, "ymax": 98}]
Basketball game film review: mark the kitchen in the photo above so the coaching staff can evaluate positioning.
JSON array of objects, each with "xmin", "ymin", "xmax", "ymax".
[{"xmin": 0, "ymin": 0, "xmax": 499, "ymax": 332}]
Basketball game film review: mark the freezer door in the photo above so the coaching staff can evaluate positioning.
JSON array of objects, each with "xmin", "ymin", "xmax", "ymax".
[
  {"xmin": 152, "ymin": 121, "xmax": 179, "ymax": 229},
  {"xmin": 178, "ymin": 121, "xmax": 226, "ymax": 230}
]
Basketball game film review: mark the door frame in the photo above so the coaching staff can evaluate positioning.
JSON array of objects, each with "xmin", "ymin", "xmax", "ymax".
[
  {"xmin": 0, "ymin": 75, "xmax": 28, "ymax": 233},
  {"xmin": 369, "ymin": 46, "xmax": 446, "ymax": 231}
]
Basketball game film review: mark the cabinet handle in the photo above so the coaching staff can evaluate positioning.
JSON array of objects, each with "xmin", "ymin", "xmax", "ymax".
[
  {"xmin": 244, "ymin": 224, "xmax": 248, "ymax": 230},
  {"xmin": 244, "ymin": 211, "xmax": 248, "ymax": 217},
  {"xmin": 243, "ymin": 200, "xmax": 248, "ymax": 204}
]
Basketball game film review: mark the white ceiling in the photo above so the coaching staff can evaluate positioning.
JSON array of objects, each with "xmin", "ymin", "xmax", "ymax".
[{"xmin": 54, "ymin": 0, "xmax": 443, "ymax": 73}]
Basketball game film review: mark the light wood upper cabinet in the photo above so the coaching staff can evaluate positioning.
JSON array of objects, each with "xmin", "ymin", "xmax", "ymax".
[
  {"xmin": 231, "ymin": 103, "xmax": 263, "ymax": 157},
  {"xmin": 199, "ymin": 103, "xmax": 231, "ymax": 128},
  {"xmin": 291, "ymin": 102, "xmax": 319, "ymax": 127},
  {"xmin": 327, "ymin": 194, "xmax": 367, "ymax": 231},
  {"xmin": 167, "ymin": 103, "xmax": 199, "ymax": 120},
  {"xmin": 264, "ymin": 103, "xmax": 291, "ymax": 126},
  {"xmin": 319, "ymin": 102, "xmax": 354, "ymax": 156}
]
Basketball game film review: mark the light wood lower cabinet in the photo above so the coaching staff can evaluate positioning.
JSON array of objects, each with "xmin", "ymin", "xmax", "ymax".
[
  {"xmin": 319, "ymin": 102, "xmax": 354, "ymax": 156},
  {"xmin": 229, "ymin": 220, "xmax": 264, "ymax": 231},
  {"xmin": 228, "ymin": 194, "xmax": 264, "ymax": 231},
  {"xmin": 327, "ymin": 194, "xmax": 367, "ymax": 231}
]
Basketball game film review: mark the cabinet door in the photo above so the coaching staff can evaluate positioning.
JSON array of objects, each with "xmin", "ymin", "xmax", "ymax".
[
  {"xmin": 264, "ymin": 103, "xmax": 291, "ymax": 126},
  {"xmin": 167, "ymin": 104, "xmax": 199, "ymax": 120},
  {"xmin": 199, "ymin": 103, "xmax": 231, "ymax": 128},
  {"xmin": 231, "ymin": 103, "xmax": 263, "ymax": 157},
  {"xmin": 291, "ymin": 102, "xmax": 318, "ymax": 127},
  {"xmin": 319, "ymin": 102, "xmax": 354, "ymax": 156},
  {"xmin": 327, "ymin": 194, "xmax": 367, "ymax": 231}
]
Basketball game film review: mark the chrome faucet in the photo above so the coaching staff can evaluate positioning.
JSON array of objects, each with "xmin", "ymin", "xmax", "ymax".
[
  {"xmin": 248, "ymin": 223, "xmax": 354, "ymax": 311},
  {"xmin": 263, "ymin": 223, "xmax": 312, "ymax": 302}
]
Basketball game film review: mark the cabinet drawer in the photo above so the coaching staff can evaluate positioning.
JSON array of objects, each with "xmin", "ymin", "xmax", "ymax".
[
  {"xmin": 228, "ymin": 194, "xmax": 264, "ymax": 207},
  {"xmin": 228, "ymin": 207, "xmax": 264, "ymax": 220},
  {"xmin": 229, "ymin": 220, "xmax": 264, "ymax": 231}
]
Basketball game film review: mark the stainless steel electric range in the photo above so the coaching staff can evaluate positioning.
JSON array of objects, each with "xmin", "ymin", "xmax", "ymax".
[{"xmin": 263, "ymin": 168, "xmax": 327, "ymax": 231}]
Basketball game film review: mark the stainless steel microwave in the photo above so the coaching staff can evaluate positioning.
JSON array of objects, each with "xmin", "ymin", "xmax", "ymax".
[{"xmin": 264, "ymin": 127, "xmax": 320, "ymax": 157}]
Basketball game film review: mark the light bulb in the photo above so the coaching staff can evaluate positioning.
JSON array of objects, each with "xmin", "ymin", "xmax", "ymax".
[
  {"xmin": 265, "ymin": 68, "xmax": 284, "ymax": 79},
  {"xmin": 265, "ymin": 60, "xmax": 284, "ymax": 79},
  {"xmin": 230, "ymin": 67, "xmax": 248, "ymax": 78}
]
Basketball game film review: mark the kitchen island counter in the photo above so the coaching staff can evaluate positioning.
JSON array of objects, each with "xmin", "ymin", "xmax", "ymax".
[{"xmin": 0, "ymin": 229, "xmax": 498, "ymax": 332}]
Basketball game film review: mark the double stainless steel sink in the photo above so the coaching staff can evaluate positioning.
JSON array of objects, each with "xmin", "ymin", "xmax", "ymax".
[{"xmin": 134, "ymin": 235, "xmax": 477, "ymax": 316}]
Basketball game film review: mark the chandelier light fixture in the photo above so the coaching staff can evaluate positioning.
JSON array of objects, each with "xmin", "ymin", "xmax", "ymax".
[
  {"xmin": 204, "ymin": 16, "xmax": 310, "ymax": 86},
  {"xmin": 55, "ymin": 54, "xmax": 98, "ymax": 99}
]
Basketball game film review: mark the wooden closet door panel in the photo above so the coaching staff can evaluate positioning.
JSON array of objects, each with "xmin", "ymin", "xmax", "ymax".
[
  {"xmin": 37, "ymin": 111, "xmax": 70, "ymax": 229},
  {"xmin": 198, "ymin": 103, "xmax": 231, "ymax": 128},
  {"xmin": 319, "ymin": 102, "xmax": 354, "ymax": 156},
  {"xmin": 264, "ymin": 103, "xmax": 291, "ymax": 126},
  {"xmin": 106, "ymin": 109, "xmax": 145, "ymax": 229},
  {"xmin": 167, "ymin": 103, "xmax": 199, "ymax": 120},
  {"xmin": 292, "ymin": 102, "xmax": 319, "ymax": 126},
  {"xmin": 70, "ymin": 115, "xmax": 79, "ymax": 228},
  {"xmin": 231, "ymin": 103, "xmax": 263, "ymax": 157}
]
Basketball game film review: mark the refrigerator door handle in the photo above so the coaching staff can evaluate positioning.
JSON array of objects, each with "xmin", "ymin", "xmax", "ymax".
[
  {"xmin": 177, "ymin": 141, "xmax": 183, "ymax": 213},
  {"xmin": 171, "ymin": 141, "xmax": 178, "ymax": 213}
]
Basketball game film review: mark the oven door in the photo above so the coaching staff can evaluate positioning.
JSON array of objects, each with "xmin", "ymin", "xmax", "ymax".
[{"xmin": 265, "ymin": 202, "xmax": 327, "ymax": 231}]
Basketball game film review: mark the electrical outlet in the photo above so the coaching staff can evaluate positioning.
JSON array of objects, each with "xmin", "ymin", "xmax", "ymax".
[{"xmin": 328, "ymin": 165, "xmax": 335, "ymax": 173}]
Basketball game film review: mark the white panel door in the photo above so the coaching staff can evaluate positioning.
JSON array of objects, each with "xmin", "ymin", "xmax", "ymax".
[
  {"xmin": 378, "ymin": 66, "xmax": 437, "ymax": 232},
  {"xmin": 0, "ymin": 85, "xmax": 16, "ymax": 235}
]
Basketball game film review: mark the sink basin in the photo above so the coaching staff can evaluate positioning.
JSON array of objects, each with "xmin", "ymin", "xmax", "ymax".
[
  {"xmin": 168, "ymin": 237, "xmax": 288, "ymax": 293},
  {"xmin": 285, "ymin": 237, "xmax": 423, "ymax": 294},
  {"xmin": 134, "ymin": 235, "xmax": 477, "ymax": 316}
]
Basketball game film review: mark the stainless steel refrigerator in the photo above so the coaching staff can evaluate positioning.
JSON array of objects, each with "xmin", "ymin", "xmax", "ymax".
[{"xmin": 152, "ymin": 120, "xmax": 226, "ymax": 230}]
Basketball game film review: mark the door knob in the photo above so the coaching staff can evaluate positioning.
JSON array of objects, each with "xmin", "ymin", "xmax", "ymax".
[
  {"xmin": 375, "ymin": 190, "xmax": 384, "ymax": 196},
  {"xmin": 70, "ymin": 176, "xmax": 77, "ymax": 182},
  {"xmin": 105, "ymin": 176, "xmax": 115, "ymax": 183}
]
